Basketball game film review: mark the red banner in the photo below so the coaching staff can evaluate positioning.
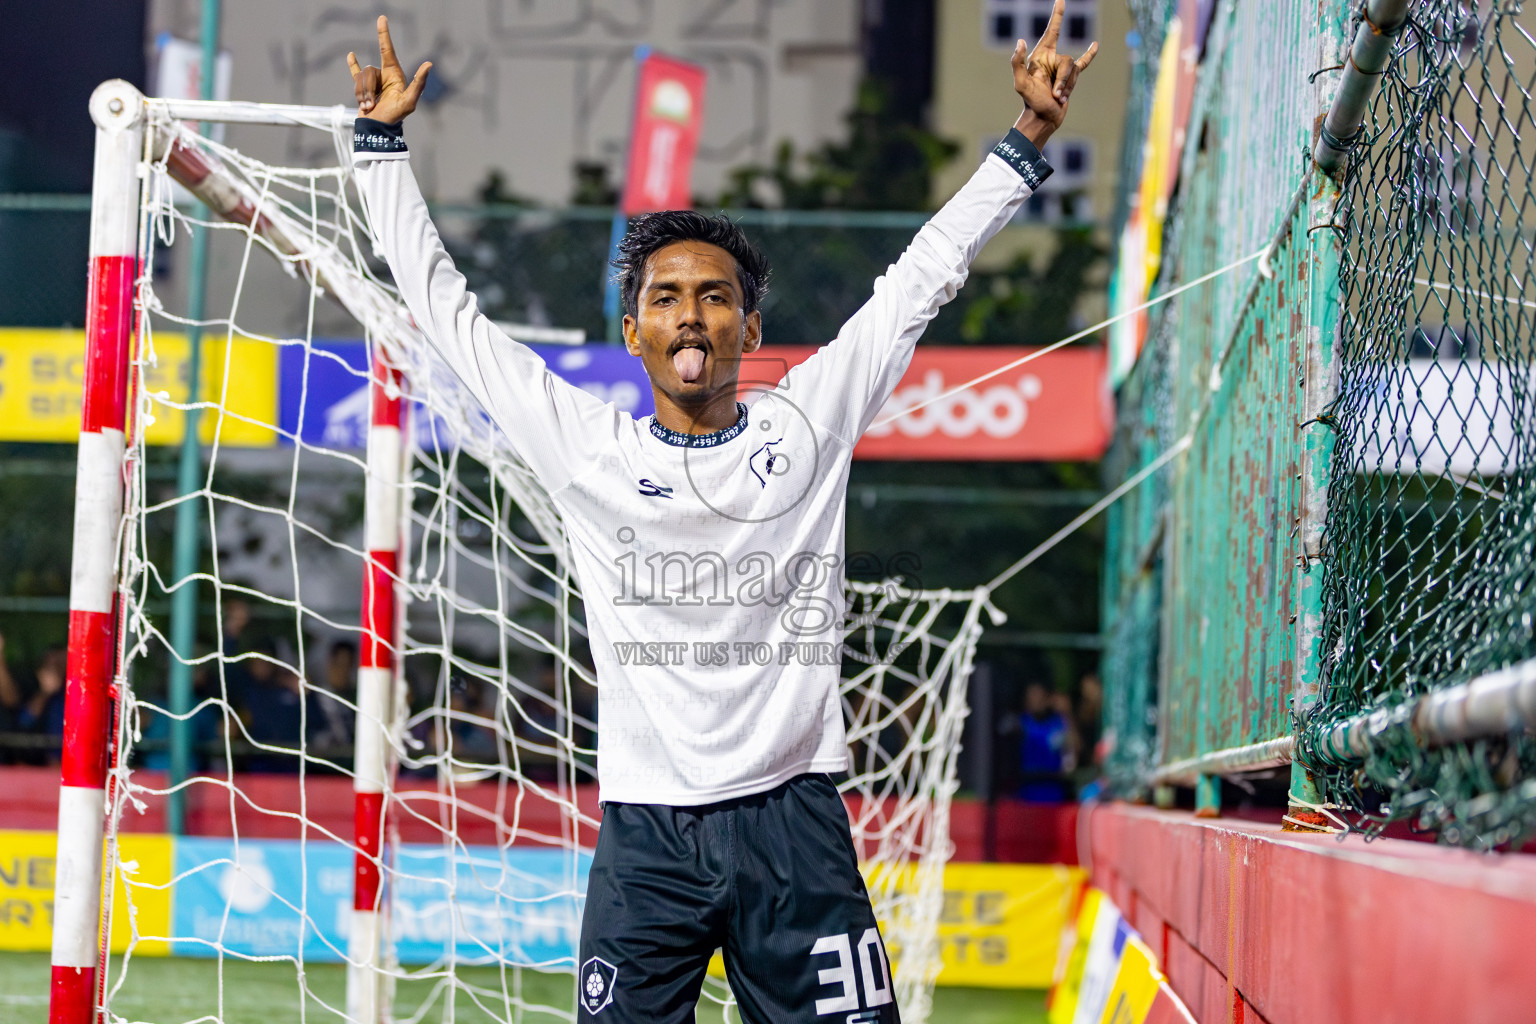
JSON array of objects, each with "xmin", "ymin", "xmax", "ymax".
[
  {"xmin": 741, "ymin": 346, "xmax": 1111, "ymax": 461},
  {"xmin": 620, "ymin": 53, "xmax": 707, "ymax": 215}
]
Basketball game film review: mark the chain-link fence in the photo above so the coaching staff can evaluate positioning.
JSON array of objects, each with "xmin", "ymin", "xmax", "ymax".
[
  {"xmin": 1301, "ymin": 0, "xmax": 1536, "ymax": 847},
  {"xmin": 1105, "ymin": 0, "xmax": 1536, "ymax": 848},
  {"xmin": 1101, "ymin": 0, "xmax": 1342, "ymax": 788}
]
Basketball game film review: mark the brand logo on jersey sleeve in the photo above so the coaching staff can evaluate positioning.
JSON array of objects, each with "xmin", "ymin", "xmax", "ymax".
[{"xmin": 580, "ymin": 956, "xmax": 618, "ymax": 1014}]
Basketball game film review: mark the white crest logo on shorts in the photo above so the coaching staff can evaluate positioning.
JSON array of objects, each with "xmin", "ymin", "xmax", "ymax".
[{"xmin": 580, "ymin": 956, "xmax": 617, "ymax": 1015}]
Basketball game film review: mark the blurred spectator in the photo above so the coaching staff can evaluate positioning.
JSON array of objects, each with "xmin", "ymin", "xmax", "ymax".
[
  {"xmin": 513, "ymin": 662, "xmax": 564, "ymax": 783},
  {"xmin": 219, "ymin": 597, "xmax": 256, "ymax": 715},
  {"xmin": 1015, "ymin": 681, "xmax": 1078, "ymax": 803},
  {"xmin": 1075, "ymin": 673, "xmax": 1104, "ymax": 767},
  {"xmin": 244, "ymin": 641, "xmax": 308, "ymax": 772},
  {"xmin": 0, "ymin": 632, "xmax": 20, "ymax": 729},
  {"xmin": 409, "ymin": 675, "xmax": 501, "ymax": 777},
  {"xmin": 309, "ymin": 639, "xmax": 358, "ymax": 754},
  {"xmin": 443, "ymin": 677, "xmax": 500, "ymax": 766},
  {"xmin": 0, "ymin": 632, "xmax": 23, "ymax": 763},
  {"xmin": 18, "ymin": 646, "xmax": 68, "ymax": 754},
  {"xmin": 139, "ymin": 660, "xmax": 223, "ymax": 774}
]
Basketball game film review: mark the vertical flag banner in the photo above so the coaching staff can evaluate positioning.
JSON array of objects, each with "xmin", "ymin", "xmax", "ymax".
[{"xmin": 620, "ymin": 53, "xmax": 707, "ymax": 215}]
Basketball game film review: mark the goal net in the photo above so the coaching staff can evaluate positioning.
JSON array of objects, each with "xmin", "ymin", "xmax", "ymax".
[{"xmin": 64, "ymin": 83, "xmax": 994, "ymax": 1024}]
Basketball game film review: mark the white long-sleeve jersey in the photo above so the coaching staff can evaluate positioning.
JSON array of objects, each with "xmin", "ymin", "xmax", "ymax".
[{"xmin": 353, "ymin": 123, "xmax": 1049, "ymax": 805}]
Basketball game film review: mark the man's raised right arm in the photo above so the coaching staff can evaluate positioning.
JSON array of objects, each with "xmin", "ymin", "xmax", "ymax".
[{"xmin": 348, "ymin": 17, "xmax": 614, "ymax": 489}]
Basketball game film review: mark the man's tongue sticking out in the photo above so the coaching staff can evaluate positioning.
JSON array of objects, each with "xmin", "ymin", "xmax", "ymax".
[{"xmin": 673, "ymin": 347, "xmax": 705, "ymax": 384}]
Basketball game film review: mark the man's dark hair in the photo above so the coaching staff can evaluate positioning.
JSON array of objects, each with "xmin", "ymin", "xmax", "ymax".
[{"xmin": 614, "ymin": 211, "xmax": 771, "ymax": 320}]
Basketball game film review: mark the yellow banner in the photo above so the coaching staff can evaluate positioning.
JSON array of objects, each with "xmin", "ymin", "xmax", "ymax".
[
  {"xmin": 935, "ymin": 862, "xmax": 1084, "ymax": 988},
  {"xmin": 1050, "ymin": 887, "xmax": 1181, "ymax": 1024},
  {"xmin": 0, "ymin": 830, "xmax": 172, "ymax": 956},
  {"xmin": 708, "ymin": 862, "xmax": 1083, "ymax": 989},
  {"xmin": 1100, "ymin": 935, "xmax": 1163, "ymax": 1024},
  {"xmin": 0, "ymin": 328, "xmax": 277, "ymax": 446},
  {"xmin": 1048, "ymin": 887, "xmax": 1101, "ymax": 1022}
]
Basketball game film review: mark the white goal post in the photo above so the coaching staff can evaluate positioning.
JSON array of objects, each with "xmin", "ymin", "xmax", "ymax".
[{"xmin": 49, "ymin": 79, "xmax": 996, "ymax": 1024}]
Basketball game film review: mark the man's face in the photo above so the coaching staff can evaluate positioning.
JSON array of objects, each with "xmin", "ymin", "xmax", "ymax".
[
  {"xmin": 623, "ymin": 240, "xmax": 762, "ymax": 418},
  {"xmin": 1024, "ymin": 683, "xmax": 1050, "ymax": 717}
]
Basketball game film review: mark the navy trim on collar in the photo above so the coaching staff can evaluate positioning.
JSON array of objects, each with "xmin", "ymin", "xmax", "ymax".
[{"xmin": 648, "ymin": 403, "xmax": 750, "ymax": 448}]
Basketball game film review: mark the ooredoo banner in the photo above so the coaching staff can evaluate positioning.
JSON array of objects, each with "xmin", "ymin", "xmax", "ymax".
[
  {"xmin": 744, "ymin": 345, "xmax": 1111, "ymax": 461},
  {"xmin": 620, "ymin": 52, "xmax": 707, "ymax": 215}
]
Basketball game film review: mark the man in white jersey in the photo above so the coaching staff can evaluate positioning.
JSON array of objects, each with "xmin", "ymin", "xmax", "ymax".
[{"xmin": 348, "ymin": 10, "xmax": 1094, "ymax": 1020}]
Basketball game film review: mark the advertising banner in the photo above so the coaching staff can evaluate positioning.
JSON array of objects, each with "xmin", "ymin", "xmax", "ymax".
[
  {"xmin": 1108, "ymin": 0, "xmax": 1203, "ymax": 388},
  {"xmin": 0, "ymin": 328, "xmax": 276, "ymax": 445},
  {"xmin": 283, "ymin": 340, "xmax": 1106, "ymax": 462},
  {"xmin": 1048, "ymin": 888, "xmax": 1195, "ymax": 1024},
  {"xmin": 0, "ymin": 830, "xmax": 173, "ymax": 956},
  {"xmin": 171, "ymin": 836, "xmax": 589, "ymax": 966},
  {"xmin": 620, "ymin": 52, "xmax": 707, "ymax": 215},
  {"xmin": 2, "ymin": 829, "xmax": 1082, "ymax": 990},
  {"xmin": 4, "ymin": 327, "xmax": 1107, "ymax": 463},
  {"xmin": 744, "ymin": 345, "xmax": 1111, "ymax": 461},
  {"xmin": 277, "ymin": 339, "xmax": 653, "ymax": 449},
  {"xmin": 933, "ymin": 863, "xmax": 1085, "ymax": 988}
]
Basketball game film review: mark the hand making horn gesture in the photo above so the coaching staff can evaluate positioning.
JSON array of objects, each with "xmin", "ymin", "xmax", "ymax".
[
  {"xmin": 347, "ymin": 15, "xmax": 433, "ymax": 123},
  {"xmin": 1012, "ymin": 0, "xmax": 1099, "ymax": 141}
]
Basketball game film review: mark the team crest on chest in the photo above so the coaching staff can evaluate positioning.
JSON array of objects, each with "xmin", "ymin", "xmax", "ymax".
[{"xmin": 748, "ymin": 437, "xmax": 785, "ymax": 487}]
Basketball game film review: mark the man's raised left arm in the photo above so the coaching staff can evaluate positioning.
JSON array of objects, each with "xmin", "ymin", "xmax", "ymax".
[{"xmin": 781, "ymin": 0, "xmax": 1098, "ymax": 443}]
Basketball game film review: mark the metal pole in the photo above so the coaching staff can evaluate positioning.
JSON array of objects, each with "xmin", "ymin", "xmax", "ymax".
[
  {"xmin": 50, "ymin": 78, "xmax": 145, "ymax": 1024},
  {"xmin": 1313, "ymin": 0, "xmax": 1410, "ymax": 173},
  {"xmin": 348, "ymin": 356, "xmax": 406, "ymax": 1024},
  {"xmin": 1314, "ymin": 657, "xmax": 1536, "ymax": 765},
  {"xmin": 603, "ymin": 211, "xmax": 628, "ymax": 343},
  {"xmin": 1286, "ymin": 0, "xmax": 1352, "ymax": 831},
  {"xmin": 166, "ymin": 0, "xmax": 221, "ymax": 836}
]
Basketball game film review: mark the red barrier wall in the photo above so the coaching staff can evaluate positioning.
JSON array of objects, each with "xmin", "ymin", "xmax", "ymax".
[
  {"xmin": 1087, "ymin": 803, "xmax": 1536, "ymax": 1024},
  {"xmin": 0, "ymin": 766, "xmax": 1077, "ymax": 861}
]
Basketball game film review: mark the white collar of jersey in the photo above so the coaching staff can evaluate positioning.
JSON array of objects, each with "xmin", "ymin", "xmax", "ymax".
[{"xmin": 647, "ymin": 403, "xmax": 750, "ymax": 448}]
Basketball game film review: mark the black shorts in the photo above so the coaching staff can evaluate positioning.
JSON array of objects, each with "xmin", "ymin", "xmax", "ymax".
[{"xmin": 577, "ymin": 773, "xmax": 901, "ymax": 1024}]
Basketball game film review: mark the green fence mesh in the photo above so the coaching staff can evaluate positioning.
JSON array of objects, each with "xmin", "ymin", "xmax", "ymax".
[
  {"xmin": 1301, "ymin": 0, "xmax": 1536, "ymax": 848},
  {"xmin": 1102, "ymin": 0, "xmax": 1340, "ymax": 787},
  {"xmin": 1105, "ymin": 0, "xmax": 1536, "ymax": 848}
]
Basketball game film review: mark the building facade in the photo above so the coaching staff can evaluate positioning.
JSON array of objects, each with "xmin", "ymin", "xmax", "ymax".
[
  {"xmin": 931, "ymin": 0, "xmax": 1131, "ymax": 274},
  {"xmin": 150, "ymin": 0, "xmax": 866, "ymax": 205}
]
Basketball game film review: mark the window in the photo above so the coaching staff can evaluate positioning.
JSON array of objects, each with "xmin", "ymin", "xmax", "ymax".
[
  {"xmin": 985, "ymin": 136, "xmax": 1095, "ymax": 225},
  {"xmin": 984, "ymin": 0, "xmax": 1097, "ymax": 49}
]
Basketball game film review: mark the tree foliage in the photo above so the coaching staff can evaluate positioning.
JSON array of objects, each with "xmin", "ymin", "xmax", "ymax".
[
  {"xmin": 929, "ymin": 227, "xmax": 1107, "ymax": 347},
  {"xmin": 714, "ymin": 78, "xmax": 959, "ymax": 212}
]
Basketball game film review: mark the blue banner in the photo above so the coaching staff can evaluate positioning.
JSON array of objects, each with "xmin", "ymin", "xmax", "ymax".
[
  {"xmin": 278, "ymin": 339, "xmax": 654, "ymax": 450},
  {"xmin": 172, "ymin": 835, "xmax": 591, "ymax": 967}
]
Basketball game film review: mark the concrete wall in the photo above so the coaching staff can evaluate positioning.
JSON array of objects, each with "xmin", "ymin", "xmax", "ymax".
[{"xmin": 1089, "ymin": 804, "xmax": 1536, "ymax": 1024}]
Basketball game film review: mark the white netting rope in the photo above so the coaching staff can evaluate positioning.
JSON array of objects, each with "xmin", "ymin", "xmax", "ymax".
[{"xmin": 94, "ymin": 106, "xmax": 992, "ymax": 1024}]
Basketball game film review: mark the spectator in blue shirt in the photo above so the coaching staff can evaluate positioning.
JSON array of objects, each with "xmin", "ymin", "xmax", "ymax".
[{"xmin": 1016, "ymin": 681, "xmax": 1079, "ymax": 802}]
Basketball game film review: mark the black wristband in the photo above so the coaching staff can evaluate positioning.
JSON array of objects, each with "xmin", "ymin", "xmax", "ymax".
[
  {"xmin": 354, "ymin": 117, "xmax": 407, "ymax": 154},
  {"xmin": 991, "ymin": 129, "xmax": 1053, "ymax": 190}
]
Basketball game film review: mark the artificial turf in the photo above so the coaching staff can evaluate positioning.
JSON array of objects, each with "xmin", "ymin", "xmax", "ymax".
[{"xmin": 0, "ymin": 951, "xmax": 1048, "ymax": 1022}]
